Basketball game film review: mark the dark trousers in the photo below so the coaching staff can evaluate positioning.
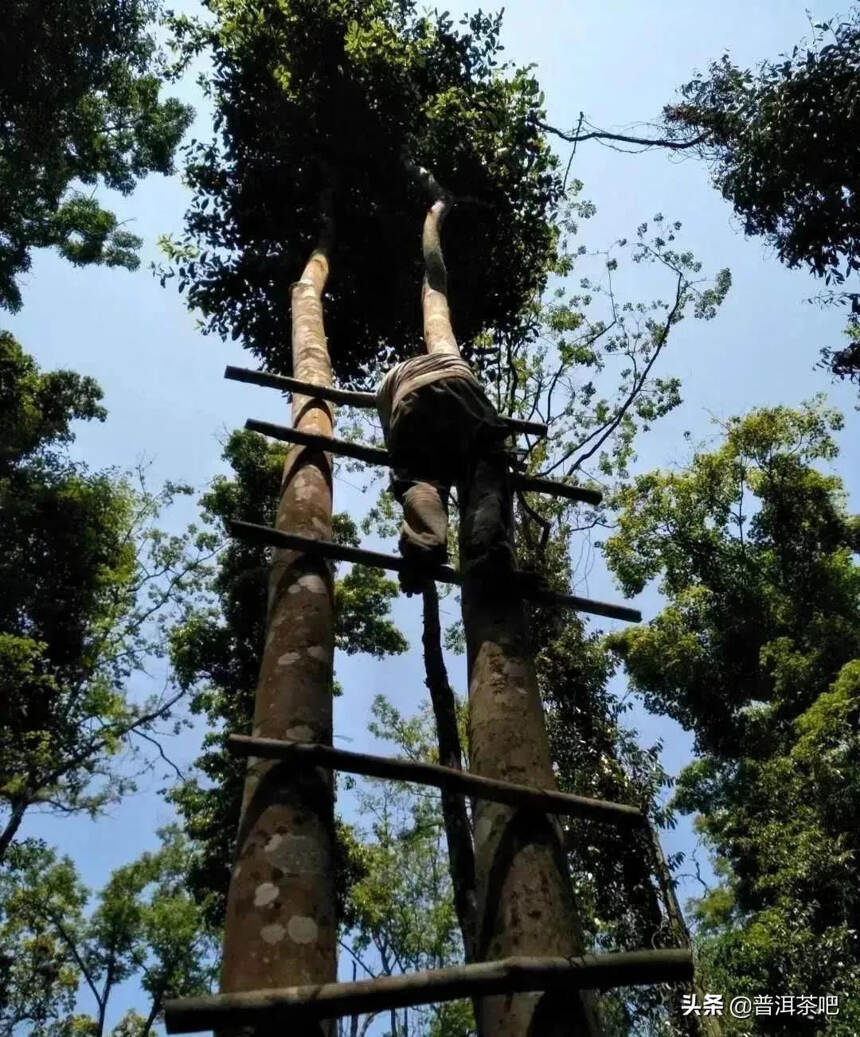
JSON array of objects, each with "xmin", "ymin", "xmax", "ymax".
[{"xmin": 388, "ymin": 378, "xmax": 509, "ymax": 561}]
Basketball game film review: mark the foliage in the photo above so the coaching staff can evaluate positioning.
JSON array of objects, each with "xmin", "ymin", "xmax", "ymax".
[
  {"xmin": 161, "ymin": 0, "xmax": 562, "ymax": 385},
  {"xmin": 0, "ymin": 828, "xmax": 217, "ymax": 1037},
  {"xmin": 604, "ymin": 400, "xmax": 860, "ymax": 1032},
  {"xmin": 0, "ymin": 334, "xmax": 212, "ymax": 859},
  {"xmin": 348, "ymin": 194, "xmax": 731, "ymax": 1033},
  {"xmin": 664, "ymin": 10, "xmax": 860, "ymax": 383},
  {"xmin": 479, "ymin": 193, "xmax": 731, "ymax": 492},
  {"xmin": 0, "ymin": 0, "xmax": 192, "ymax": 310},
  {"xmin": 168, "ymin": 428, "xmax": 406, "ymax": 927}
]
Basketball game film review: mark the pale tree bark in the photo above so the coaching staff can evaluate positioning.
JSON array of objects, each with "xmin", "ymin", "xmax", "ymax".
[
  {"xmin": 219, "ymin": 197, "xmax": 337, "ymax": 1036},
  {"xmin": 418, "ymin": 199, "xmax": 602, "ymax": 1036},
  {"xmin": 422, "ymin": 200, "xmax": 459, "ymax": 357}
]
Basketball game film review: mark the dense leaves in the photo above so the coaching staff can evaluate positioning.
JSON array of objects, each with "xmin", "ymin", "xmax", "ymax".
[
  {"xmin": 0, "ymin": 0, "xmax": 192, "ymax": 310},
  {"xmin": 0, "ymin": 829, "xmax": 216, "ymax": 1037},
  {"xmin": 162, "ymin": 0, "xmax": 562, "ymax": 384},
  {"xmin": 0, "ymin": 334, "xmax": 211, "ymax": 860},
  {"xmin": 605, "ymin": 401, "xmax": 860, "ymax": 1032},
  {"xmin": 664, "ymin": 11, "xmax": 860, "ymax": 382}
]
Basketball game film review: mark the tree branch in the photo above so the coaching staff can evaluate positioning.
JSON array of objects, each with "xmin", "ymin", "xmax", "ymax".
[
  {"xmin": 131, "ymin": 727, "xmax": 185, "ymax": 780},
  {"xmin": 563, "ymin": 271, "xmax": 684, "ymax": 476},
  {"xmin": 539, "ymin": 118, "xmax": 708, "ymax": 153},
  {"xmin": 43, "ymin": 910, "xmax": 104, "ymax": 1013},
  {"xmin": 421, "ymin": 582, "xmax": 477, "ymax": 962}
]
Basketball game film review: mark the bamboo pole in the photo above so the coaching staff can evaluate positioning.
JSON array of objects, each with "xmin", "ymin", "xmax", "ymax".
[
  {"xmin": 226, "ymin": 364, "xmax": 378, "ymax": 408},
  {"xmin": 227, "ymin": 521, "xmax": 641, "ymax": 623},
  {"xmin": 225, "ymin": 364, "xmax": 549, "ymax": 437},
  {"xmin": 515, "ymin": 473, "xmax": 602, "ymax": 507},
  {"xmin": 245, "ymin": 418, "xmax": 388, "ymax": 466},
  {"xmin": 243, "ymin": 418, "xmax": 600, "ymax": 504},
  {"xmin": 165, "ymin": 950, "xmax": 693, "ymax": 1033},
  {"xmin": 218, "ymin": 205, "xmax": 337, "ymax": 1033},
  {"xmin": 227, "ymin": 735, "xmax": 645, "ymax": 826}
]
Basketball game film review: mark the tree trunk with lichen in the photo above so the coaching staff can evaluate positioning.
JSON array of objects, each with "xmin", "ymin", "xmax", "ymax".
[
  {"xmin": 219, "ymin": 226, "xmax": 337, "ymax": 1035},
  {"xmin": 419, "ymin": 199, "xmax": 601, "ymax": 1036}
]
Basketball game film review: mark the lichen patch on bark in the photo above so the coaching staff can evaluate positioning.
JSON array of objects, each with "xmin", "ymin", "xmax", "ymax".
[
  {"xmin": 285, "ymin": 724, "xmax": 314, "ymax": 742},
  {"xmin": 253, "ymin": 882, "xmax": 280, "ymax": 907},
  {"xmin": 289, "ymin": 573, "xmax": 327, "ymax": 595},
  {"xmin": 288, "ymin": 916, "xmax": 319, "ymax": 944},
  {"xmin": 259, "ymin": 923, "xmax": 286, "ymax": 945}
]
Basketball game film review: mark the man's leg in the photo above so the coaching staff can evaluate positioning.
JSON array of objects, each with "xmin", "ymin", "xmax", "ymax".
[
  {"xmin": 395, "ymin": 477, "xmax": 449, "ymax": 593},
  {"xmin": 400, "ymin": 481, "xmax": 449, "ymax": 558}
]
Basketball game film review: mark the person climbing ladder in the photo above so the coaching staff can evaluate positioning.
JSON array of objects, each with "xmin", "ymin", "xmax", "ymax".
[{"xmin": 376, "ymin": 351, "xmax": 511, "ymax": 590}]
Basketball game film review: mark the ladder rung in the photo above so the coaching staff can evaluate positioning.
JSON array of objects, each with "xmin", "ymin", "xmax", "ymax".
[
  {"xmin": 244, "ymin": 417, "xmax": 602, "ymax": 506},
  {"xmin": 514, "ymin": 472, "xmax": 602, "ymax": 506},
  {"xmin": 227, "ymin": 521, "xmax": 640, "ymax": 623},
  {"xmin": 246, "ymin": 418, "xmax": 387, "ymax": 465},
  {"xmin": 226, "ymin": 364, "xmax": 549, "ymax": 438},
  {"xmin": 226, "ymin": 363, "xmax": 378, "ymax": 408},
  {"xmin": 228, "ymin": 735, "xmax": 645, "ymax": 827},
  {"xmin": 164, "ymin": 949, "xmax": 693, "ymax": 1032}
]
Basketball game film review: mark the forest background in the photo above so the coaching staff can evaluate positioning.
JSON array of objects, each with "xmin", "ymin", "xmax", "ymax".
[{"xmin": 2, "ymin": 0, "xmax": 858, "ymax": 1033}]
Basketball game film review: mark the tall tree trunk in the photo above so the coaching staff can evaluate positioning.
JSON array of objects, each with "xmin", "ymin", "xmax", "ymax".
[
  {"xmin": 421, "ymin": 199, "xmax": 459, "ymax": 357},
  {"xmin": 457, "ymin": 460, "xmax": 600, "ymax": 1037},
  {"xmin": 219, "ymin": 202, "xmax": 337, "ymax": 1034},
  {"xmin": 0, "ymin": 799, "xmax": 27, "ymax": 862},
  {"xmin": 419, "ymin": 200, "xmax": 601, "ymax": 1036},
  {"xmin": 95, "ymin": 967, "xmax": 113, "ymax": 1037},
  {"xmin": 141, "ymin": 992, "xmax": 162, "ymax": 1037}
]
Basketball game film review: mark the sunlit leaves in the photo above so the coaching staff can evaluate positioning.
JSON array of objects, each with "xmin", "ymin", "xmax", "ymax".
[
  {"xmin": 0, "ymin": 0, "xmax": 192, "ymax": 310},
  {"xmin": 665, "ymin": 13, "xmax": 860, "ymax": 383},
  {"xmin": 1, "ymin": 341, "xmax": 212, "ymax": 855},
  {"xmin": 604, "ymin": 400, "xmax": 860, "ymax": 1021},
  {"xmin": 161, "ymin": 0, "xmax": 562, "ymax": 385},
  {"xmin": 0, "ymin": 829, "xmax": 217, "ymax": 1037}
]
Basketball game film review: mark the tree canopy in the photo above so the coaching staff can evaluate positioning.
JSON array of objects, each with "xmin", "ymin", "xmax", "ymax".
[
  {"xmin": 0, "ymin": 333, "xmax": 210, "ymax": 860},
  {"xmin": 541, "ymin": 9, "xmax": 860, "ymax": 384},
  {"xmin": 0, "ymin": 828, "xmax": 216, "ymax": 1037},
  {"xmin": 0, "ymin": 0, "xmax": 193, "ymax": 311},
  {"xmin": 664, "ymin": 10, "xmax": 860, "ymax": 382},
  {"xmin": 163, "ymin": 0, "xmax": 562, "ymax": 384},
  {"xmin": 605, "ymin": 400, "xmax": 860, "ymax": 1032}
]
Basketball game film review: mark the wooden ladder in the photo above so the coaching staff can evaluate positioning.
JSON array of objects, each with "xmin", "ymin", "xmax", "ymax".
[{"xmin": 164, "ymin": 366, "xmax": 691, "ymax": 1034}]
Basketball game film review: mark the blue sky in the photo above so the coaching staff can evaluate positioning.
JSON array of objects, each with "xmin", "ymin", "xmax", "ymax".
[{"xmin": 5, "ymin": 0, "xmax": 858, "ymax": 1029}]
